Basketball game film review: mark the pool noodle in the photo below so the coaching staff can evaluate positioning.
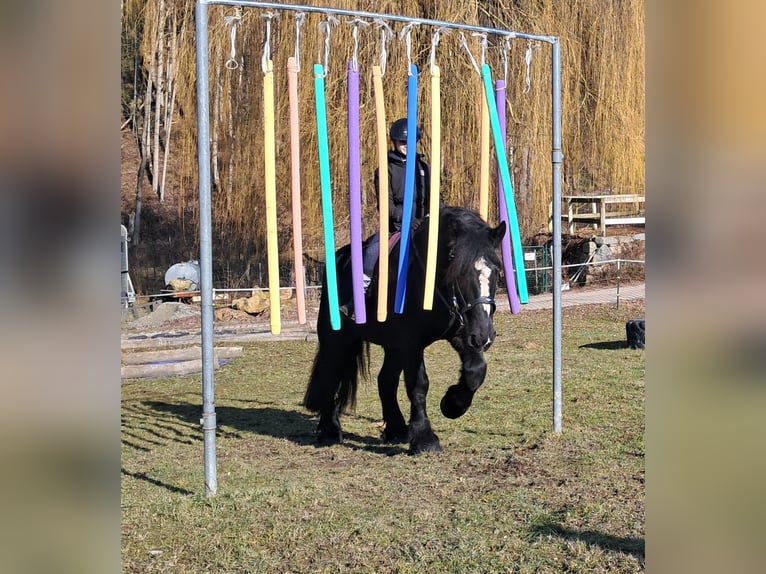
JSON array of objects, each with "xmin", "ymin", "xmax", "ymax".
[
  {"xmin": 479, "ymin": 86, "xmax": 490, "ymax": 220},
  {"xmin": 314, "ymin": 63, "xmax": 341, "ymax": 329},
  {"xmin": 423, "ymin": 64, "xmax": 441, "ymax": 310},
  {"xmin": 287, "ymin": 56, "xmax": 307, "ymax": 324},
  {"xmin": 495, "ymin": 79, "xmax": 521, "ymax": 314},
  {"xmin": 347, "ymin": 62, "xmax": 366, "ymax": 324},
  {"xmin": 263, "ymin": 59, "xmax": 281, "ymax": 334},
  {"xmin": 372, "ymin": 65, "xmax": 389, "ymax": 322},
  {"xmin": 480, "ymin": 63, "xmax": 528, "ymax": 303},
  {"xmin": 394, "ymin": 65, "xmax": 419, "ymax": 314}
]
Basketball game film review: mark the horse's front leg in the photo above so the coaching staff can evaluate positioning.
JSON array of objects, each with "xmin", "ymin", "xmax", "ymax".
[
  {"xmin": 403, "ymin": 351, "xmax": 442, "ymax": 454},
  {"xmin": 378, "ymin": 351, "xmax": 408, "ymax": 443},
  {"xmin": 440, "ymin": 349, "xmax": 487, "ymax": 419}
]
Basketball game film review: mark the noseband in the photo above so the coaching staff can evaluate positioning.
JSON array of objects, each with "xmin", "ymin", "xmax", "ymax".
[{"xmin": 451, "ymin": 290, "xmax": 496, "ymax": 329}]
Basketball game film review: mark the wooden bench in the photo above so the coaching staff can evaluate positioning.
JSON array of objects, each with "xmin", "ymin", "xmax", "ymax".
[{"xmin": 550, "ymin": 194, "xmax": 645, "ymax": 235}]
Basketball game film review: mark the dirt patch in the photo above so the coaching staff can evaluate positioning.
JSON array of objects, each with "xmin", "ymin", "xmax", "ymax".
[{"xmin": 124, "ymin": 302, "xmax": 201, "ymax": 330}]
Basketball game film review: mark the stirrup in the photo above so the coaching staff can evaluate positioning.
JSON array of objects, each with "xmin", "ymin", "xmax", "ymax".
[{"xmin": 339, "ymin": 304, "xmax": 354, "ymax": 320}]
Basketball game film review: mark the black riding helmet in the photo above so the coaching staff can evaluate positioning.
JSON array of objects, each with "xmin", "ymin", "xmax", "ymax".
[{"xmin": 389, "ymin": 117, "xmax": 421, "ymax": 142}]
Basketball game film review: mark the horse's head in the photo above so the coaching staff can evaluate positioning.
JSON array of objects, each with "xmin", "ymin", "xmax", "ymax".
[
  {"xmin": 437, "ymin": 208, "xmax": 505, "ymax": 420},
  {"xmin": 440, "ymin": 208, "xmax": 506, "ymax": 354}
]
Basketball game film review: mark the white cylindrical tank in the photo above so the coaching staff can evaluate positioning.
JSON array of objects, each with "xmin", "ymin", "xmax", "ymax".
[{"xmin": 164, "ymin": 260, "xmax": 201, "ymax": 291}]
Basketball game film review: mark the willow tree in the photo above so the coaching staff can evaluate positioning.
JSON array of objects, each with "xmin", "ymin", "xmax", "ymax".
[{"xmin": 121, "ymin": 0, "xmax": 644, "ymax": 288}]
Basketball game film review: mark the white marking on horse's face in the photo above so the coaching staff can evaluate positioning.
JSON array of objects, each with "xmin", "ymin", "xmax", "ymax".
[{"xmin": 474, "ymin": 257, "xmax": 492, "ymax": 316}]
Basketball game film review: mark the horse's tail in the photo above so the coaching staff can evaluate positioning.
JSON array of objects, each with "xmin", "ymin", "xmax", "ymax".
[{"xmin": 303, "ymin": 336, "xmax": 370, "ymax": 414}]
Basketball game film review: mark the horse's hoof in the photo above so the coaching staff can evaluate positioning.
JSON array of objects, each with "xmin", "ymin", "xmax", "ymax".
[
  {"xmin": 381, "ymin": 425, "xmax": 408, "ymax": 444},
  {"xmin": 316, "ymin": 431, "xmax": 342, "ymax": 446},
  {"xmin": 409, "ymin": 440, "xmax": 443, "ymax": 455},
  {"xmin": 440, "ymin": 385, "xmax": 474, "ymax": 419},
  {"xmin": 409, "ymin": 432, "xmax": 443, "ymax": 454}
]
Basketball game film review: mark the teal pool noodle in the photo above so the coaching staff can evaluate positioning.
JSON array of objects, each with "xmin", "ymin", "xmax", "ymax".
[
  {"xmin": 481, "ymin": 64, "xmax": 528, "ymax": 302},
  {"xmin": 314, "ymin": 64, "xmax": 341, "ymax": 329}
]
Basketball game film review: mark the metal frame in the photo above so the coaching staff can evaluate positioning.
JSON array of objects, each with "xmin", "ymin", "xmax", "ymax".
[
  {"xmin": 121, "ymin": 224, "xmax": 137, "ymax": 309},
  {"xmin": 194, "ymin": 0, "xmax": 563, "ymax": 496}
]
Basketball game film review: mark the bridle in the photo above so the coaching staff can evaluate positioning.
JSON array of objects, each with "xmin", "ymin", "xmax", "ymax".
[
  {"xmin": 450, "ymin": 284, "xmax": 496, "ymax": 329},
  {"xmin": 410, "ymin": 234, "xmax": 497, "ymax": 339},
  {"xmin": 445, "ymin": 244, "xmax": 497, "ymax": 329}
]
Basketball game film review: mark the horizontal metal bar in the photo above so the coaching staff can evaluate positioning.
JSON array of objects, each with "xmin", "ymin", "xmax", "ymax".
[
  {"xmin": 562, "ymin": 194, "xmax": 645, "ymax": 203},
  {"xmin": 200, "ymin": 0, "xmax": 557, "ymax": 44},
  {"xmin": 604, "ymin": 217, "xmax": 645, "ymax": 224}
]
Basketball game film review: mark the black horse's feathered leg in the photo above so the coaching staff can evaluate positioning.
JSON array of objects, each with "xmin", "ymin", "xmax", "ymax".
[
  {"xmin": 440, "ymin": 349, "xmax": 487, "ymax": 419},
  {"xmin": 304, "ymin": 324, "xmax": 367, "ymax": 445},
  {"xmin": 403, "ymin": 351, "xmax": 442, "ymax": 454},
  {"xmin": 304, "ymin": 341, "xmax": 344, "ymax": 445},
  {"xmin": 377, "ymin": 350, "xmax": 407, "ymax": 443}
]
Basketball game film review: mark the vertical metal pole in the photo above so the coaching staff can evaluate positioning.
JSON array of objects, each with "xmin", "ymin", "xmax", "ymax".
[
  {"xmin": 616, "ymin": 259, "xmax": 621, "ymax": 309},
  {"xmin": 195, "ymin": 0, "xmax": 218, "ymax": 496},
  {"xmin": 551, "ymin": 39, "xmax": 563, "ymax": 433}
]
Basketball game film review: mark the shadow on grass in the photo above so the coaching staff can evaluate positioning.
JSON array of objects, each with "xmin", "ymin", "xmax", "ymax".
[
  {"xmin": 142, "ymin": 400, "xmax": 407, "ymax": 455},
  {"xmin": 530, "ymin": 522, "xmax": 644, "ymax": 563},
  {"xmin": 121, "ymin": 468, "xmax": 194, "ymax": 496},
  {"xmin": 579, "ymin": 340, "xmax": 628, "ymax": 350}
]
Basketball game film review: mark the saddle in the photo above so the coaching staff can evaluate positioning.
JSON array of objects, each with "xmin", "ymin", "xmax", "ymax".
[
  {"xmin": 365, "ymin": 231, "xmax": 401, "ymax": 292},
  {"xmin": 387, "ymin": 230, "xmax": 401, "ymax": 253},
  {"xmin": 338, "ymin": 232, "xmax": 401, "ymax": 319}
]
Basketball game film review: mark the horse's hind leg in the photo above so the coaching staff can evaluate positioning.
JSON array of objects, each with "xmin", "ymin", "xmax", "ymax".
[
  {"xmin": 304, "ymin": 340, "xmax": 349, "ymax": 446},
  {"xmin": 377, "ymin": 351, "xmax": 407, "ymax": 443},
  {"xmin": 403, "ymin": 351, "xmax": 442, "ymax": 454},
  {"xmin": 316, "ymin": 402, "xmax": 343, "ymax": 446}
]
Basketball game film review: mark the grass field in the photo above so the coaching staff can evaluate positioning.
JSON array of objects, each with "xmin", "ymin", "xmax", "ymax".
[{"xmin": 121, "ymin": 301, "xmax": 645, "ymax": 573}]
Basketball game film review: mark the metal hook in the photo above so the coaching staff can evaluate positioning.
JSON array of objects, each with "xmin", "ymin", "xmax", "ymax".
[
  {"xmin": 347, "ymin": 18, "xmax": 369, "ymax": 73},
  {"xmin": 524, "ymin": 40, "xmax": 540, "ymax": 94},
  {"xmin": 458, "ymin": 32, "xmax": 481, "ymax": 75},
  {"xmin": 224, "ymin": 7, "xmax": 242, "ymax": 70},
  {"xmin": 373, "ymin": 19, "xmax": 393, "ymax": 76},
  {"xmin": 293, "ymin": 12, "xmax": 306, "ymax": 72},
  {"xmin": 261, "ymin": 12, "xmax": 274, "ymax": 74},
  {"xmin": 318, "ymin": 15, "xmax": 339, "ymax": 78},
  {"xmin": 501, "ymin": 35, "xmax": 514, "ymax": 85},
  {"xmin": 429, "ymin": 26, "xmax": 450, "ymax": 75},
  {"xmin": 471, "ymin": 32, "xmax": 488, "ymax": 67},
  {"xmin": 400, "ymin": 21, "xmax": 420, "ymax": 75}
]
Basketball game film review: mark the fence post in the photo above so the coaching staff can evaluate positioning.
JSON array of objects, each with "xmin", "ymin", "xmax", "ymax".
[{"xmin": 616, "ymin": 259, "xmax": 621, "ymax": 309}]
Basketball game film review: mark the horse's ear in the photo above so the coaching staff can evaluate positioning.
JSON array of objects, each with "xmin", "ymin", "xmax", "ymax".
[
  {"xmin": 490, "ymin": 221, "xmax": 507, "ymax": 248},
  {"xmin": 444, "ymin": 216, "xmax": 461, "ymax": 253},
  {"xmin": 445, "ymin": 216, "xmax": 461, "ymax": 240}
]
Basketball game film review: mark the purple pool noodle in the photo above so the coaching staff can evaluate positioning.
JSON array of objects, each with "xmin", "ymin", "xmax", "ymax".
[
  {"xmin": 348, "ymin": 62, "xmax": 366, "ymax": 323},
  {"xmin": 496, "ymin": 79, "xmax": 521, "ymax": 314}
]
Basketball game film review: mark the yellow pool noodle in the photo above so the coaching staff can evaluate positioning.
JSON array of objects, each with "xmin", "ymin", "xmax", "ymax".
[
  {"xmin": 423, "ymin": 64, "xmax": 441, "ymax": 310},
  {"xmin": 263, "ymin": 60, "xmax": 281, "ymax": 335},
  {"xmin": 373, "ymin": 65, "xmax": 389, "ymax": 322},
  {"xmin": 479, "ymin": 83, "xmax": 490, "ymax": 221}
]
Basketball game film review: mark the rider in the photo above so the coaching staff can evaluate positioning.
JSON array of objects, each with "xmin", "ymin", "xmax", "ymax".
[
  {"xmin": 342, "ymin": 118, "xmax": 442, "ymax": 317},
  {"xmin": 364, "ymin": 118, "xmax": 440, "ymax": 281}
]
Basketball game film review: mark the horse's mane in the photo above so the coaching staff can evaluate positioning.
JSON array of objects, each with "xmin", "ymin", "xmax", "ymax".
[{"xmin": 436, "ymin": 206, "xmax": 501, "ymax": 285}]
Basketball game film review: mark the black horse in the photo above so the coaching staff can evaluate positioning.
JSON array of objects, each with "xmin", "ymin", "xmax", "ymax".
[{"xmin": 303, "ymin": 206, "xmax": 506, "ymax": 454}]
